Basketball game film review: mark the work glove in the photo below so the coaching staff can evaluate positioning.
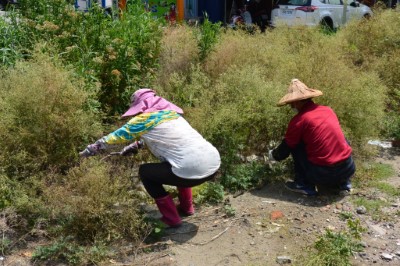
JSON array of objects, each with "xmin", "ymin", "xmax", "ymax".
[
  {"xmin": 79, "ymin": 138, "xmax": 108, "ymax": 158},
  {"xmin": 120, "ymin": 140, "xmax": 144, "ymax": 156},
  {"xmin": 79, "ymin": 143, "xmax": 101, "ymax": 158},
  {"xmin": 268, "ymin": 150, "xmax": 277, "ymax": 163}
]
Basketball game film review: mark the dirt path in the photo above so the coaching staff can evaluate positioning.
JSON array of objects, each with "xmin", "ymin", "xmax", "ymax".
[{"xmin": 133, "ymin": 147, "xmax": 400, "ymax": 266}]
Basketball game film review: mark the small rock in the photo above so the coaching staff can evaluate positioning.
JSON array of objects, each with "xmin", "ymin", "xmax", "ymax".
[
  {"xmin": 381, "ymin": 253, "xmax": 394, "ymax": 261},
  {"xmin": 356, "ymin": 206, "xmax": 367, "ymax": 214},
  {"xmin": 369, "ymin": 223, "xmax": 387, "ymax": 236},
  {"xmin": 327, "ymin": 225, "xmax": 335, "ymax": 230},
  {"xmin": 276, "ymin": 256, "xmax": 291, "ymax": 264},
  {"xmin": 342, "ymin": 205, "xmax": 352, "ymax": 211}
]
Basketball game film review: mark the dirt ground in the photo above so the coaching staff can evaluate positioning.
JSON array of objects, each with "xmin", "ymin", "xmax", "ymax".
[
  {"xmin": 131, "ymin": 146, "xmax": 400, "ymax": 266},
  {"xmin": 3, "ymin": 146, "xmax": 400, "ymax": 266}
]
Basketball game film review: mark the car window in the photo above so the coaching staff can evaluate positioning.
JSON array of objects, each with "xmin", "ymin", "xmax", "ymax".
[
  {"xmin": 327, "ymin": 0, "xmax": 342, "ymax": 4},
  {"xmin": 277, "ymin": 0, "xmax": 311, "ymax": 6}
]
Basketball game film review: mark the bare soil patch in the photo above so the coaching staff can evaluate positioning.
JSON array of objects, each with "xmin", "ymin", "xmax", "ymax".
[{"xmin": 133, "ymin": 148, "xmax": 400, "ymax": 266}]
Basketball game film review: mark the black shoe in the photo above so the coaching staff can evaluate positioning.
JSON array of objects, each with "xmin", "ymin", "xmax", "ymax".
[
  {"xmin": 338, "ymin": 180, "xmax": 352, "ymax": 196},
  {"xmin": 285, "ymin": 181, "xmax": 317, "ymax": 196},
  {"xmin": 339, "ymin": 180, "xmax": 352, "ymax": 191}
]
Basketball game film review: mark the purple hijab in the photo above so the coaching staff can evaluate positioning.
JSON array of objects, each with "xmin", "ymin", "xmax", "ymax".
[{"xmin": 121, "ymin": 88, "xmax": 183, "ymax": 117}]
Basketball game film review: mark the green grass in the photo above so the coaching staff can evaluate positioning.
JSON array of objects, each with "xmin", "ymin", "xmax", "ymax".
[
  {"xmin": 302, "ymin": 219, "xmax": 366, "ymax": 266},
  {"xmin": 371, "ymin": 182, "xmax": 400, "ymax": 197},
  {"xmin": 368, "ymin": 163, "xmax": 395, "ymax": 181},
  {"xmin": 339, "ymin": 212, "xmax": 353, "ymax": 221},
  {"xmin": 351, "ymin": 162, "xmax": 397, "ymax": 221},
  {"xmin": 353, "ymin": 162, "xmax": 395, "ymax": 188},
  {"xmin": 353, "ymin": 197, "xmax": 389, "ymax": 221}
]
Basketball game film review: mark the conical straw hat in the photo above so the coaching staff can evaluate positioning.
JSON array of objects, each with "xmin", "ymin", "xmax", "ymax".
[{"xmin": 277, "ymin": 79, "xmax": 323, "ymax": 106}]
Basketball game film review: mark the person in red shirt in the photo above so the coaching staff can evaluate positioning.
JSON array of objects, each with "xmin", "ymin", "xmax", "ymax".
[{"xmin": 269, "ymin": 79, "xmax": 355, "ymax": 196}]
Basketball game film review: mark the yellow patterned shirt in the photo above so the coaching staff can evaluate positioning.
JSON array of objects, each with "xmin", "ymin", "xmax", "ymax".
[{"xmin": 103, "ymin": 110, "xmax": 180, "ymax": 145}]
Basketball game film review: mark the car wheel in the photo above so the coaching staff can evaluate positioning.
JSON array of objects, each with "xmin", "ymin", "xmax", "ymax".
[
  {"xmin": 319, "ymin": 17, "xmax": 334, "ymax": 32},
  {"xmin": 363, "ymin": 13, "xmax": 371, "ymax": 20}
]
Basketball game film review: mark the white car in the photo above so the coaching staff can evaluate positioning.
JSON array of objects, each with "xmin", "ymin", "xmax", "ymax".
[{"xmin": 270, "ymin": 0, "xmax": 372, "ymax": 29}]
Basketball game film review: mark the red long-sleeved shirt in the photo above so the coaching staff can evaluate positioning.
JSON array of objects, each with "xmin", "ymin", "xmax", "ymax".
[{"xmin": 284, "ymin": 101, "xmax": 352, "ymax": 166}]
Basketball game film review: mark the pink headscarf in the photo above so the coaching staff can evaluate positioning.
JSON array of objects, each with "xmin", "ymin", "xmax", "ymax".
[{"xmin": 121, "ymin": 88, "xmax": 184, "ymax": 117}]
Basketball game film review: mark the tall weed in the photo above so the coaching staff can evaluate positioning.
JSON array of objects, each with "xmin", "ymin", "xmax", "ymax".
[
  {"xmin": 195, "ymin": 14, "xmax": 221, "ymax": 61},
  {"xmin": 0, "ymin": 12, "xmax": 30, "ymax": 66}
]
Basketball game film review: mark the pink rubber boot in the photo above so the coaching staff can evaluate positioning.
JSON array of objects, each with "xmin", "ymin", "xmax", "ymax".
[
  {"xmin": 177, "ymin": 187, "xmax": 195, "ymax": 216},
  {"xmin": 155, "ymin": 195, "xmax": 182, "ymax": 228}
]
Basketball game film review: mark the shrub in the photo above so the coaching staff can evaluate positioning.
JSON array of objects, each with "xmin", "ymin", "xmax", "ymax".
[
  {"xmin": 6, "ymin": 0, "xmax": 163, "ymax": 116},
  {"xmin": 193, "ymin": 182, "xmax": 225, "ymax": 205},
  {"xmin": 337, "ymin": 9, "xmax": 400, "ymax": 139},
  {"xmin": 0, "ymin": 52, "xmax": 102, "ymax": 179},
  {"xmin": 155, "ymin": 24, "xmax": 387, "ymax": 192},
  {"xmin": 197, "ymin": 24, "xmax": 386, "ymax": 156},
  {"xmin": 42, "ymin": 159, "xmax": 148, "ymax": 242},
  {"xmin": 383, "ymin": 111, "xmax": 400, "ymax": 140},
  {"xmin": 158, "ymin": 63, "xmax": 211, "ymax": 109},
  {"xmin": 0, "ymin": 175, "xmax": 18, "ymax": 209},
  {"xmin": 220, "ymin": 162, "xmax": 269, "ymax": 193},
  {"xmin": 32, "ymin": 237, "xmax": 110, "ymax": 265}
]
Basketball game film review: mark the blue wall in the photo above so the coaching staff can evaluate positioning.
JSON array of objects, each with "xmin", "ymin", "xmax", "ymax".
[{"xmin": 198, "ymin": 0, "xmax": 225, "ymax": 23}]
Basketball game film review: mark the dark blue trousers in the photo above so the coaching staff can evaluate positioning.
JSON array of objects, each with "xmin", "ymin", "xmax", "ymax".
[{"xmin": 292, "ymin": 144, "xmax": 355, "ymax": 188}]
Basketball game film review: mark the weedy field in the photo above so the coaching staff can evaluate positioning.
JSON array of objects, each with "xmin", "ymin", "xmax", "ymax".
[{"xmin": 0, "ymin": 1, "xmax": 400, "ymax": 265}]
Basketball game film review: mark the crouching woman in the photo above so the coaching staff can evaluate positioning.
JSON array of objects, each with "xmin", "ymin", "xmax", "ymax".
[{"xmin": 80, "ymin": 88, "xmax": 220, "ymax": 227}]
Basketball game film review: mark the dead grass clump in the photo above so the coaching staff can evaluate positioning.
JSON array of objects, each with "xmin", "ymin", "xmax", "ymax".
[
  {"xmin": 203, "ymin": 29, "xmax": 253, "ymax": 79},
  {"xmin": 157, "ymin": 25, "xmax": 200, "ymax": 87},
  {"xmin": 0, "ymin": 52, "xmax": 102, "ymax": 179},
  {"xmin": 43, "ymin": 159, "xmax": 148, "ymax": 244}
]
